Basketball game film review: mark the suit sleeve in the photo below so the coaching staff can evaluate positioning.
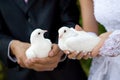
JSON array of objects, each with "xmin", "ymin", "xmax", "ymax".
[
  {"xmin": 0, "ymin": 11, "xmax": 17, "ymax": 68},
  {"xmin": 59, "ymin": 0, "xmax": 80, "ymax": 27}
]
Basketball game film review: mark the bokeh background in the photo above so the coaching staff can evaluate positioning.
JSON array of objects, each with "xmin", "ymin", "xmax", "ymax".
[{"xmin": 0, "ymin": 61, "xmax": 6, "ymax": 80}]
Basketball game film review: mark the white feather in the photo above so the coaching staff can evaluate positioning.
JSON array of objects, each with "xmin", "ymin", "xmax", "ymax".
[{"xmin": 26, "ymin": 28, "xmax": 52, "ymax": 59}]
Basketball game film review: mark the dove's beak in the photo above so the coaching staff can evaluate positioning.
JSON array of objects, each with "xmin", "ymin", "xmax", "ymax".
[{"xmin": 43, "ymin": 30, "xmax": 47, "ymax": 33}]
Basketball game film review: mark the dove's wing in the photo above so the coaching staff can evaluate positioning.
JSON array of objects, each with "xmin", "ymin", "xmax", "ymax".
[
  {"xmin": 26, "ymin": 48, "xmax": 36, "ymax": 59},
  {"xmin": 71, "ymin": 29, "xmax": 97, "ymax": 38},
  {"xmin": 45, "ymin": 39, "xmax": 52, "ymax": 45},
  {"xmin": 65, "ymin": 36, "xmax": 85, "ymax": 52},
  {"xmin": 58, "ymin": 39, "xmax": 69, "ymax": 51},
  {"xmin": 30, "ymin": 39, "xmax": 52, "ymax": 58},
  {"xmin": 65, "ymin": 35, "xmax": 100, "ymax": 52}
]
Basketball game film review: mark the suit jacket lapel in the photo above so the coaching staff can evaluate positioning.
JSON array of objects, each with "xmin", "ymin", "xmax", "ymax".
[
  {"xmin": 14, "ymin": 0, "xmax": 36, "ymax": 13},
  {"xmin": 27, "ymin": 0, "xmax": 36, "ymax": 10},
  {"xmin": 14, "ymin": 0, "xmax": 27, "ymax": 13}
]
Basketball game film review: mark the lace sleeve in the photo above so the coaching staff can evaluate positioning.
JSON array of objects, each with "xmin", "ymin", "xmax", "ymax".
[{"xmin": 99, "ymin": 30, "xmax": 120, "ymax": 57}]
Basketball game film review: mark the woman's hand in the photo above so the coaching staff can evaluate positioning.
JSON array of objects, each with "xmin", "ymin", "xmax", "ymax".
[
  {"xmin": 91, "ymin": 32, "xmax": 112, "ymax": 57},
  {"xmin": 80, "ymin": 32, "xmax": 112, "ymax": 59},
  {"xmin": 64, "ymin": 31, "xmax": 112, "ymax": 60}
]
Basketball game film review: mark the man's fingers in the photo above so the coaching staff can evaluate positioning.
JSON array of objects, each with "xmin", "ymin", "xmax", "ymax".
[
  {"xmin": 25, "ymin": 58, "xmax": 58, "ymax": 71},
  {"xmin": 17, "ymin": 58, "xmax": 26, "ymax": 68},
  {"xmin": 49, "ymin": 44, "xmax": 60, "ymax": 57},
  {"xmin": 75, "ymin": 24, "xmax": 83, "ymax": 31},
  {"xmin": 63, "ymin": 50, "xmax": 70, "ymax": 54},
  {"xmin": 68, "ymin": 51, "xmax": 78, "ymax": 59},
  {"xmin": 32, "ymin": 63, "xmax": 55, "ymax": 71},
  {"xmin": 76, "ymin": 52, "xmax": 84, "ymax": 60}
]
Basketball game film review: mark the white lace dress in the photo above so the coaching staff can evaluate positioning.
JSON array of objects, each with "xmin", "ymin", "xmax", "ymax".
[{"xmin": 88, "ymin": 0, "xmax": 120, "ymax": 80}]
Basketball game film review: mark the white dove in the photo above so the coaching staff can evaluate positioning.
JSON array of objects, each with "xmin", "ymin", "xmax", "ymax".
[
  {"xmin": 26, "ymin": 28, "xmax": 52, "ymax": 59},
  {"xmin": 58, "ymin": 26, "xmax": 101, "ymax": 53}
]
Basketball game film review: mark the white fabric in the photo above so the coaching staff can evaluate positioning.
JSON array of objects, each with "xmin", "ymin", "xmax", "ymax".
[
  {"xmin": 8, "ymin": 40, "xmax": 17, "ymax": 63},
  {"xmin": 93, "ymin": 0, "xmax": 120, "ymax": 32},
  {"xmin": 88, "ymin": 0, "xmax": 120, "ymax": 80},
  {"xmin": 100, "ymin": 30, "xmax": 120, "ymax": 57}
]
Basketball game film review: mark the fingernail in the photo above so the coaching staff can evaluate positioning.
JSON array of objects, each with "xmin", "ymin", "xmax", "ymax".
[
  {"xmin": 82, "ymin": 51, "xmax": 86, "ymax": 53},
  {"xmin": 66, "ymin": 51, "xmax": 70, "ymax": 54},
  {"xmin": 76, "ymin": 51, "xmax": 79, "ymax": 54},
  {"xmin": 49, "ymin": 51, "xmax": 54, "ymax": 57},
  {"xmin": 71, "ymin": 57, "xmax": 76, "ymax": 60}
]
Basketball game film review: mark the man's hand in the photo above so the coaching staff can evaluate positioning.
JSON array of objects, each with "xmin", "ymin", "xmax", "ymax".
[
  {"xmin": 10, "ymin": 40, "xmax": 64, "ymax": 71},
  {"xmin": 25, "ymin": 44, "xmax": 63, "ymax": 71},
  {"xmin": 10, "ymin": 40, "xmax": 30, "ymax": 68},
  {"xmin": 75, "ymin": 24, "xmax": 83, "ymax": 31}
]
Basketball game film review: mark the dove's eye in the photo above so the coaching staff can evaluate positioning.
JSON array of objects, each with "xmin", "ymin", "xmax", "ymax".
[
  {"xmin": 38, "ymin": 32, "xmax": 41, "ymax": 35},
  {"xmin": 64, "ymin": 30, "xmax": 66, "ymax": 33}
]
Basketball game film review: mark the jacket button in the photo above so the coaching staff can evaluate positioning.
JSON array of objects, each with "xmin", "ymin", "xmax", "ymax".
[{"xmin": 28, "ymin": 18, "xmax": 31, "ymax": 22}]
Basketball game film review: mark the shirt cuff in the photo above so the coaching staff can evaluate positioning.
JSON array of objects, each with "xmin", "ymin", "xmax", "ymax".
[
  {"xmin": 8, "ymin": 40, "xmax": 17, "ymax": 63},
  {"xmin": 59, "ymin": 54, "xmax": 67, "ymax": 62}
]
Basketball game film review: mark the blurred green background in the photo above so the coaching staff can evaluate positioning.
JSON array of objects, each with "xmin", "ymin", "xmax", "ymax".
[
  {"xmin": 0, "ymin": 61, "xmax": 5, "ymax": 80},
  {"xmin": 0, "ymin": 0, "xmax": 106, "ymax": 80}
]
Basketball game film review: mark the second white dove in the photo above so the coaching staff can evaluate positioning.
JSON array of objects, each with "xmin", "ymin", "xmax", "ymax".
[{"xmin": 58, "ymin": 26, "xmax": 101, "ymax": 53}]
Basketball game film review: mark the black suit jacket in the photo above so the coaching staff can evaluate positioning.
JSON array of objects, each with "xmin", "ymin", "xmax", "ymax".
[{"xmin": 0, "ymin": 0, "xmax": 87, "ymax": 80}]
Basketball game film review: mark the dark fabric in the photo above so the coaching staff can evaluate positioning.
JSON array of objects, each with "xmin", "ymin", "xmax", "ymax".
[
  {"xmin": 0, "ymin": 0, "xmax": 87, "ymax": 80},
  {"xmin": 5, "ymin": 59, "xmax": 87, "ymax": 80}
]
